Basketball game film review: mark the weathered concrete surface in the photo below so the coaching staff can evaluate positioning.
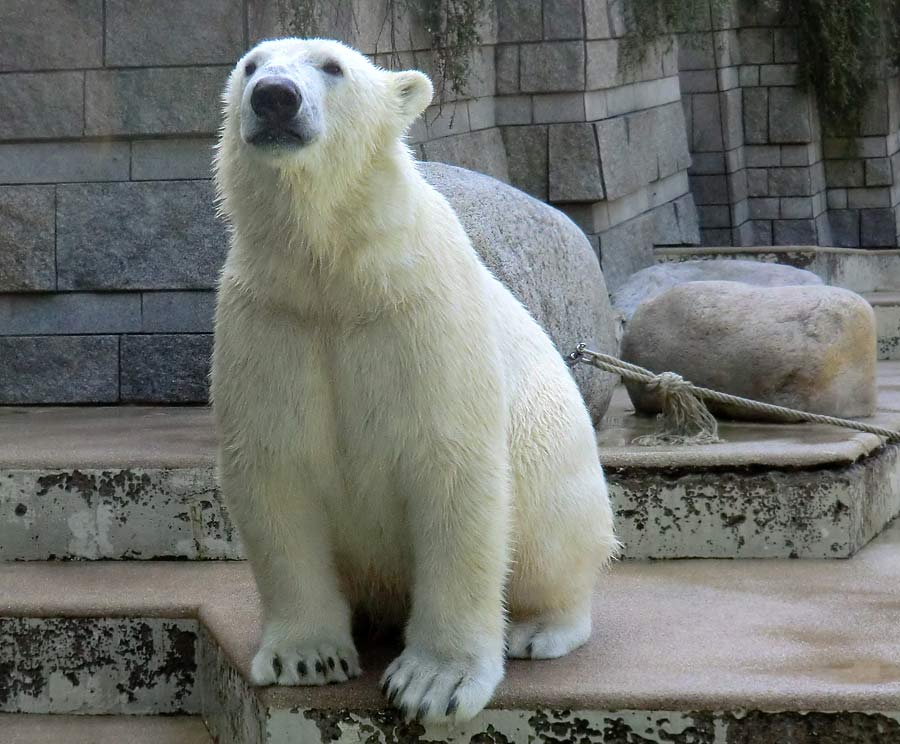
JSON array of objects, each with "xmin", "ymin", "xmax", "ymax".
[
  {"xmin": 4, "ymin": 527, "xmax": 900, "ymax": 739},
  {"xmin": 0, "ymin": 467, "xmax": 237, "ymax": 560},
  {"xmin": 621, "ymin": 281, "xmax": 877, "ymax": 419},
  {"xmin": 610, "ymin": 443, "xmax": 900, "ymax": 559},
  {"xmin": 256, "ymin": 709, "xmax": 900, "ymax": 743},
  {"xmin": 5, "ymin": 363, "xmax": 900, "ymax": 560},
  {"xmin": 6, "ymin": 444, "xmax": 894, "ymax": 559},
  {"xmin": 0, "ymin": 714, "xmax": 212, "ymax": 743},
  {"xmin": 0, "ymin": 616, "xmax": 199, "ymax": 714},
  {"xmin": 612, "ymin": 258, "xmax": 823, "ymax": 321},
  {"xmin": 197, "ymin": 624, "xmax": 266, "ymax": 744},
  {"xmin": 656, "ymin": 245, "xmax": 900, "ymax": 294},
  {"xmin": 869, "ymin": 292, "xmax": 900, "ymax": 361}
]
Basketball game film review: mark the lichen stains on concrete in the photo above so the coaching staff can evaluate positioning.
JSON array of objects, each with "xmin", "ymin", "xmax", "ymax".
[
  {"xmin": 250, "ymin": 708, "xmax": 900, "ymax": 743},
  {"xmin": 1, "ymin": 616, "xmax": 199, "ymax": 714},
  {"xmin": 724, "ymin": 710, "xmax": 900, "ymax": 743},
  {"xmin": 2, "ymin": 467, "xmax": 239, "ymax": 560},
  {"xmin": 36, "ymin": 469, "xmax": 154, "ymax": 509},
  {"xmin": 302, "ymin": 707, "xmax": 432, "ymax": 743},
  {"xmin": 259, "ymin": 709, "xmax": 724, "ymax": 744},
  {"xmin": 35, "ymin": 470, "xmax": 97, "ymax": 502},
  {"xmin": 608, "ymin": 444, "xmax": 900, "ymax": 559},
  {"xmin": 527, "ymin": 710, "xmax": 718, "ymax": 744}
]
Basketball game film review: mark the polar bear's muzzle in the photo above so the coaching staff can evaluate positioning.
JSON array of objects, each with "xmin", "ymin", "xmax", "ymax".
[
  {"xmin": 252, "ymin": 77, "xmax": 301, "ymax": 123},
  {"xmin": 245, "ymin": 75, "xmax": 318, "ymax": 149}
]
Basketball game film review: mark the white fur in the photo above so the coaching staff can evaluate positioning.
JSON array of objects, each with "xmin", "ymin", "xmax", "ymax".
[{"xmin": 211, "ymin": 38, "xmax": 617, "ymax": 725}]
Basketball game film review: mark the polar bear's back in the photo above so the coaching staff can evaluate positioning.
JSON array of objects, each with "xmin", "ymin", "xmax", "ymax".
[{"xmin": 418, "ymin": 162, "xmax": 618, "ymax": 423}]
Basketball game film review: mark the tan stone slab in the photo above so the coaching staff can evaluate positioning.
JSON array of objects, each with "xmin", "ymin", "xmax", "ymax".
[
  {"xmin": 597, "ymin": 361, "xmax": 900, "ymax": 469},
  {"xmin": 0, "ymin": 714, "xmax": 212, "ymax": 743},
  {"xmin": 5, "ymin": 363, "xmax": 900, "ymax": 472},
  {"xmin": 0, "ymin": 406, "xmax": 215, "ymax": 468},
  {"xmin": 3, "ymin": 522, "xmax": 900, "ymax": 713},
  {"xmin": 0, "ymin": 560, "xmax": 247, "ymax": 618}
]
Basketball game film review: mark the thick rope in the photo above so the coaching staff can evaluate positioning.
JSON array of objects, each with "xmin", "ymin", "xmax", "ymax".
[{"xmin": 567, "ymin": 343, "xmax": 900, "ymax": 446}]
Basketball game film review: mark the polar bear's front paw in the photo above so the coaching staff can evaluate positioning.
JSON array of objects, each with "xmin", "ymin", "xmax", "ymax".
[
  {"xmin": 380, "ymin": 646, "xmax": 503, "ymax": 725},
  {"xmin": 251, "ymin": 638, "xmax": 361, "ymax": 686}
]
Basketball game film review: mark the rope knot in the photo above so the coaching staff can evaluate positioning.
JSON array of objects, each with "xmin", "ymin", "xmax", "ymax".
[
  {"xmin": 647, "ymin": 371, "xmax": 690, "ymax": 395},
  {"xmin": 636, "ymin": 370, "xmax": 721, "ymax": 446}
]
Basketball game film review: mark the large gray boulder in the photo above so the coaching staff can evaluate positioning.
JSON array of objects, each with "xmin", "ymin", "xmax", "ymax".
[
  {"xmin": 420, "ymin": 162, "xmax": 618, "ymax": 423},
  {"xmin": 612, "ymin": 259, "xmax": 824, "ymax": 321},
  {"xmin": 621, "ymin": 281, "xmax": 877, "ymax": 420}
]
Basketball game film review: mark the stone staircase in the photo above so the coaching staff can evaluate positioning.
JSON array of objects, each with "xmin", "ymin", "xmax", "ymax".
[
  {"xmin": 3, "ymin": 245, "xmax": 900, "ymax": 742},
  {"xmin": 3, "ymin": 537, "xmax": 900, "ymax": 742}
]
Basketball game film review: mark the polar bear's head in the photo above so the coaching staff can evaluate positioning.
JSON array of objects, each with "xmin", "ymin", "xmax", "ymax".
[{"xmin": 219, "ymin": 38, "xmax": 433, "ymax": 171}]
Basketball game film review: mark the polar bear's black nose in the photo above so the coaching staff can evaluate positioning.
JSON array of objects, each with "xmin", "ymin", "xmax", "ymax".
[{"xmin": 251, "ymin": 77, "xmax": 302, "ymax": 122}]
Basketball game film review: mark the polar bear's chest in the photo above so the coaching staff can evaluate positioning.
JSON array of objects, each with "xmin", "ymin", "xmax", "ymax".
[{"xmin": 321, "ymin": 322, "xmax": 426, "ymax": 578}]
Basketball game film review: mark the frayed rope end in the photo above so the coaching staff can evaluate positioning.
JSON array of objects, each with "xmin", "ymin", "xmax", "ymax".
[{"xmin": 631, "ymin": 371, "xmax": 722, "ymax": 447}]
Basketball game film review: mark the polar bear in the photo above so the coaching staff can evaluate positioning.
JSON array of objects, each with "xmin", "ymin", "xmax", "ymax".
[{"xmin": 211, "ymin": 38, "xmax": 616, "ymax": 725}]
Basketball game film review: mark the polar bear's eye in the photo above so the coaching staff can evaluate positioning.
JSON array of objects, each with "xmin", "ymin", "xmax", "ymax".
[
  {"xmin": 321, "ymin": 61, "xmax": 343, "ymax": 77},
  {"xmin": 245, "ymin": 61, "xmax": 257, "ymax": 76}
]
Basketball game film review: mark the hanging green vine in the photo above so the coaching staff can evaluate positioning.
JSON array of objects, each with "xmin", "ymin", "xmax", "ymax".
[
  {"xmin": 622, "ymin": 0, "xmax": 732, "ymax": 68},
  {"xmin": 400, "ymin": 0, "xmax": 485, "ymax": 99},
  {"xmin": 794, "ymin": 0, "xmax": 900, "ymax": 135},
  {"xmin": 279, "ymin": 0, "xmax": 484, "ymax": 101},
  {"xmin": 623, "ymin": 0, "xmax": 900, "ymax": 135}
]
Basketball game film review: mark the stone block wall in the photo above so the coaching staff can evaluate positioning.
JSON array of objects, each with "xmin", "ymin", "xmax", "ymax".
[
  {"xmin": 0, "ymin": 0, "xmax": 236, "ymax": 404},
  {"xmin": 679, "ymin": 0, "xmax": 900, "ymax": 248},
  {"xmin": 0, "ymin": 0, "xmax": 697, "ymax": 404},
  {"xmin": 490, "ymin": 0, "xmax": 699, "ymax": 289},
  {"xmin": 823, "ymin": 76, "xmax": 900, "ymax": 248}
]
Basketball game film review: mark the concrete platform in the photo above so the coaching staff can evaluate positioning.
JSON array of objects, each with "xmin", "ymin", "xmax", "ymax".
[
  {"xmin": 656, "ymin": 245, "xmax": 900, "ymax": 294},
  {"xmin": 3, "ymin": 363, "xmax": 900, "ymax": 560},
  {"xmin": 2, "ymin": 522, "xmax": 900, "ymax": 741},
  {"xmin": 0, "ymin": 715, "xmax": 212, "ymax": 744}
]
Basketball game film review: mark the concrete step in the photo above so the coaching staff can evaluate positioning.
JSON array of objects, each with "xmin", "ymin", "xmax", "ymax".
[
  {"xmin": 656, "ymin": 244, "xmax": 900, "ymax": 294},
  {"xmin": 2, "ymin": 530, "xmax": 900, "ymax": 742},
  {"xmin": 0, "ymin": 715, "xmax": 212, "ymax": 743},
  {"xmin": 4, "ymin": 362, "xmax": 900, "ymax": 560},
  {"xmin": 868, "ymin": 292, "xmax": 900, "ymax": 360}
]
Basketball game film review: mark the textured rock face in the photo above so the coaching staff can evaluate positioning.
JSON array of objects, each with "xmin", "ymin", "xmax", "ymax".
[
  {"xmin": 612, "ymin": 259, "xmax": 824, "ymax": 321},
  {"xmin": 420, "ymin": 161, "xmax": 618, "ymax": 422},
  {"xmin": 621, "ymin": 281, "xmax": 877, "ymax": 419}
]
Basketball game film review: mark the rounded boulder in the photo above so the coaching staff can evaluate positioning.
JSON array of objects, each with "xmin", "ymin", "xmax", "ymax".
[
  {"xmin": 620, "ymin": 281, "xmax": 877, "ymax": 420},
  {"xmin": 420, "ymin": 162, "xmax": 618, "ymax": 423},
  {"xmin": 611, "ymin": 259, "xmax": 824, "ymax": 322}
]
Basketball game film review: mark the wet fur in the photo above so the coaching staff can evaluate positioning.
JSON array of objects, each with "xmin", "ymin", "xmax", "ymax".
[{"xmin": 212, "ymin": 38, "xmax": 616, "ymax": 724}]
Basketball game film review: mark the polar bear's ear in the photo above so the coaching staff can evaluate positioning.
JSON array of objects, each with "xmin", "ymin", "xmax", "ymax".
[{"xmin": 393, "ymin": 70, "xmax": 433, "ymax": 124}]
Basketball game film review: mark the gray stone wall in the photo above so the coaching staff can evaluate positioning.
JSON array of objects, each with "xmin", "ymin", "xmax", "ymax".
[
  {"xmin": 679, "ymin": 0, "xmax": 900, "ymax": 248},
  {"xmin": 0, "ymin": 0, "xmax": 698, "ymax": 403},
  {"xmin": 491, "ymin": 0, "xmax": 700, "ymax": 289}
]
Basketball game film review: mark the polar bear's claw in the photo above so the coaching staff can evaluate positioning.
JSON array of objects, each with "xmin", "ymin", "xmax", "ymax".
[
  {"xmin": 251, "ymin": 640, "xmax": 361, "ymax": 687},
  {"xmin": 381, "ymin": 647, "xmax": 503, "ymax": 724}
]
